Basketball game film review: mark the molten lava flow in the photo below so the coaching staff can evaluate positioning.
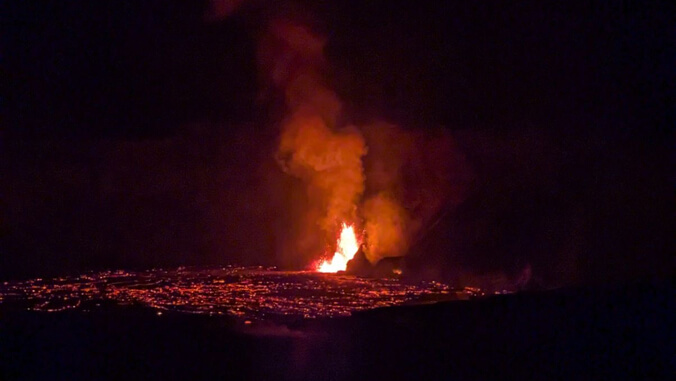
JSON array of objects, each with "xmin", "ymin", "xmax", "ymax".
[{"xmin": 317, "ymin": 223, "xmax": 360, "ymax": 273}]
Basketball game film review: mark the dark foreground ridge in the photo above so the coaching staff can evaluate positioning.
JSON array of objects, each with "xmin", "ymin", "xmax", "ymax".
[{"xmin": 1, "ymin": 277, "xmax": 673, "ymax": 380}]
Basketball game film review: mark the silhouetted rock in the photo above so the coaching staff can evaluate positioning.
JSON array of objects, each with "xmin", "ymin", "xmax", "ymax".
[
  {"xmin": 373, "ymin": 256, "xmax": 404, "ymax": 278},
  {"xmin": 346, "ymin": 245, "xmax": 372, "ymax": 277}
]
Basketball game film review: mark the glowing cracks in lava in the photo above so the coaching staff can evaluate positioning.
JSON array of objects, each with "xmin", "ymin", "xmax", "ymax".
[{"xmin": 317, "ymin": 223, "xmax": 360, "ymax": 273}]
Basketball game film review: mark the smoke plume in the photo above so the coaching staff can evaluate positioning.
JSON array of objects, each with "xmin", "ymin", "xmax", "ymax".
[
  {"xmin": 360, "ymin": 123, "xmax": 472, "ymax": 263},
  {"xmin": 257, "ymin": 12, "xmax": 471, "ymax": 267},
  {"xmin": 206, "ymin": 0, "xmax": 247, "ymax": 20},
  {"xmin": 259, "ymin": 18, "xmax": 367, "ymax": 258}
]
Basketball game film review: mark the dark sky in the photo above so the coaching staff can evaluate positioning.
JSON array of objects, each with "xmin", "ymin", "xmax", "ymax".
[{"xmin": 1, "ymin": 1, "xmax": 673, "ymax": 285}]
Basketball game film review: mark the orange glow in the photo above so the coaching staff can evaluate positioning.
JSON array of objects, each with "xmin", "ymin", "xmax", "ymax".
[{"xmin": 317, "ymin": 223, "xmax": 360, "ymax": 273}]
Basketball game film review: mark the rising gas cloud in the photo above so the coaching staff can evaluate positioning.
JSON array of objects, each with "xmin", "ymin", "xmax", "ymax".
[
  {"xmin": 360, "ymin": 122, "xmax": 471, "ymax": 263},
  {"xmin": 233, "ymin": 2, "xmax": 473, "ymax": 268},
  {"xmin": 258, "ymin": 18, "xmax": 367, "ymax": 254}
]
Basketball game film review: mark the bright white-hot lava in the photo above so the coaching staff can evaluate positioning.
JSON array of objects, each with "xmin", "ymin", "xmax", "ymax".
[{"xmin": 317, "ymin": 223, "xmax": 360, "ymax": 273}]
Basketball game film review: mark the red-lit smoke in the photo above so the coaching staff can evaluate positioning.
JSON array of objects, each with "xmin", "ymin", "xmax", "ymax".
[{"xmin": 256, "ymin": 13, "xmax": 471, "ymax": 267}]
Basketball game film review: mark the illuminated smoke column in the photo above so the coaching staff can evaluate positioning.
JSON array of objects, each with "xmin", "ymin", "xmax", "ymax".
[
  {"xmin": 256, "ymin": 13, "xmax": 470, "ymax": 270},
  {"xmin": 258, "ymin": 19, "xmax": 367, "ymax": 267}
]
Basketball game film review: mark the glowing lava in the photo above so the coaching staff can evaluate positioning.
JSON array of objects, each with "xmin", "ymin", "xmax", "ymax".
[{"xmin": 317, "ymin": 223, "xmax": 360, "ymax": 273}]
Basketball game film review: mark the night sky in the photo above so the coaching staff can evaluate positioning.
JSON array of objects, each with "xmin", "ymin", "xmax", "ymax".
[{"xmin": 1, "ymin": 0, "xmax": 673, "ymax": 286}]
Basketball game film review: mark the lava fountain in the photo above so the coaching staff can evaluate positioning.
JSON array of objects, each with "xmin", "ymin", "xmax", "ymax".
[{"xmin": 317, "ymin": 223, "xmax": 360, "ymax": 273}]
